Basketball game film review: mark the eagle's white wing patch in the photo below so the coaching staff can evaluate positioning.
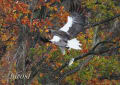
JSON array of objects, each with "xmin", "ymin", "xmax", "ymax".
[
  {"xmin": 67, "ymin": 38, "xmax": 82, "ymax": 50},
  {"xmin": 50, "ymin": 36, "xmax": 61, "ymax": 43},
  {"xmin": 59, "ymin": 16, "xmax": 73, "ymax": 33}
]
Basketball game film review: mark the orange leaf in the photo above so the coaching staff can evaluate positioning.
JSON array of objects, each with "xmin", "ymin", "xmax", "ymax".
[{"xmin": 40, "ymin": 73, "xmax": 44, "ymax": 77}]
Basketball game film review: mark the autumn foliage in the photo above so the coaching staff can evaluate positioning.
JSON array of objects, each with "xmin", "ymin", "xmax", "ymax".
[{"xmin": 0, "ymin": 0, "xmax": 120, "ymax": 85}]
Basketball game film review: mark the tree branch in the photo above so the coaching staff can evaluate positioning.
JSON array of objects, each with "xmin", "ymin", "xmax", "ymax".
[
  {"xmin": 85, "ymin": 14, "xmax": 120, "ymax": 28},
  {"xmin": 58, "ymin": 55, "xmax": 93, "ymax": 82},
  {"xmin": 32, "ymin": 14, "xmax": 120, "ymax": 43},
  {"xmin": 27, "ymin": 46, "xmax": 52, "ymax": 84},
  {"xmin": 54, "ymin": 40, "xmax": 119, "ymax": 77},
  {"xmin": 57, "ymin": 45, "xmax": 120, "ymax": 82}
]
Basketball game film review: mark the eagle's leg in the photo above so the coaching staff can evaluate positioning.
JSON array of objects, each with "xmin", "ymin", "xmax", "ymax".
[{"xmin": 59, "ymin": 47, "xmax": 66, "ymax": 55}]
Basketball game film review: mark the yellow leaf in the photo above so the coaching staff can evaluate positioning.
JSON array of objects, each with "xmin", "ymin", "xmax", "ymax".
[
  {"xmin": 45, "ymin": 29, "xmax": 49, "ymax": 32},
  {"xmin": 1, "ymin": 79, "xmax": 7, "ymax": 84},
  {"xmin": 1, "ymin": 34, "xmax": 8, "ymax": 41}
]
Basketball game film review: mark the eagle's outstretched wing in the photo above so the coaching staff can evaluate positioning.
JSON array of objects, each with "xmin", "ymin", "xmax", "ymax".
[{"xmin": 50, "ymin": 0, "xmax": 87, "ymax": 54}]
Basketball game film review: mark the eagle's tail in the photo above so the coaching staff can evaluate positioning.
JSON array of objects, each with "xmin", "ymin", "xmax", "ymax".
[{"xmin": 66, "ymin": 38, "xmax": 82, "ymax": 50}]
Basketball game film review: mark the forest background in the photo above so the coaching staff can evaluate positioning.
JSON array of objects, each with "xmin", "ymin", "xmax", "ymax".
[{"xmin": 0, "ymin": 0, "xmax": 120, "ymax": 85}]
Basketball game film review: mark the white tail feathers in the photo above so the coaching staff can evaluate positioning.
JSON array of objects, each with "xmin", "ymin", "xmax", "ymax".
[{"xmin": 67, "ymin": 38, "xmax": 82, "ymax": 50}]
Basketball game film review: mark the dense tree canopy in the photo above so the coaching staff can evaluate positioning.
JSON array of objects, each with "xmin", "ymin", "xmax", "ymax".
[{"xmin": 0, "ymin": 0, "xmax": 120, "ymax": 85}]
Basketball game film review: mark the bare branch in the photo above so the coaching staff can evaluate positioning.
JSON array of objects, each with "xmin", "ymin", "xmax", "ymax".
[{"xmin": 85, "ymin": 14, "xmax": 120, "ymax": 28}]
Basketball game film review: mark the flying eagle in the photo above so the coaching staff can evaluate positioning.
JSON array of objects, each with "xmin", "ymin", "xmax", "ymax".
[{"xmin": 50, "ymin": 0, "xmax": 87, "ymax": 54}]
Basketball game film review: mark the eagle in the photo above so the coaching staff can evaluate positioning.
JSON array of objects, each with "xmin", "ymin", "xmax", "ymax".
[{"xmin": 50, "ymin": 0, "xmax": 87, "ymax": 54}]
